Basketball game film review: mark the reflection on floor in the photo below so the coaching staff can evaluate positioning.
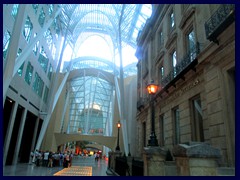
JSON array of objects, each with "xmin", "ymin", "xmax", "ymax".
[
  {"xmin": 54, "ymin": 166, "xmax": 92, "ymax": 176},
  {"xmin": 3, "ymin": 156, "xmax": 109, "ymax": 176}
]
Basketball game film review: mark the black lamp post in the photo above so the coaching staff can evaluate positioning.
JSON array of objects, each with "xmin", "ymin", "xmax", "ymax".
[
  {"xmin": 116, "ymin": 122, "xmax": 121, "ymax": 151},
  {"xmin": 147, "ymin": 80, "xmax": 159, "ymax": 146}
]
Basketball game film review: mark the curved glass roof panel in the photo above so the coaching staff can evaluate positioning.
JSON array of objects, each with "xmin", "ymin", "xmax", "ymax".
[
  {"xmin": 63, "ymin": 56, "xmax": 119, "ymax": 75},
  {"xmin": 59, "ymin": 4, "xmax": 152, "ymax": 50}
]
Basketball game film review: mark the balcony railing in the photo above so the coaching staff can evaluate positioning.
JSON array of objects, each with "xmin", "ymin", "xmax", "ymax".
[
  {"xmin": 137, "ymin": 97, "xmax": 148, "ymax": 110},
  {"xmin": 205, "ymin": 4, "xmax": 235, "ymax": 44},
  {"xmin": 161, "ymin": 43, "xmax": 200, "ymax": 88}
]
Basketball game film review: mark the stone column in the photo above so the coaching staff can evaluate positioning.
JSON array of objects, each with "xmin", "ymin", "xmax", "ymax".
[
  {"xmin": 172, "ymin": 142, "xmax": 221, "ymax": 176},
  {"xmin": 142, "ymin": 146, "xmax": 167, "ymax": 176},
  {"xmin": 13, "ymin": 107, "xmax": 28, "ymax": 165},
  {"xmin": 3, "ymin": 101, "xmax": 18, "ymax": 166}
]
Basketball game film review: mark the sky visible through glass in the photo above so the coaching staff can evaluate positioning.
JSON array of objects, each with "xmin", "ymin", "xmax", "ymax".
[
  {"xmin": 62, "ymin": 36, "xmax": 138, "ymax": 68},
  {"xmin": 61, "ymin": 4, "xmax": 152, "ymax": 70}
]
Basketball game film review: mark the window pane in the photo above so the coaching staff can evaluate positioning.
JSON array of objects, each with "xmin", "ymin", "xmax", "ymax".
[
  {"xmin": 191, "ymin": 96, "xmax": 204, "ymax": 141},
  {"xmin": 11, "ymin": 4, "xmax": 19, "ymax": 20},
  {"xmin": 38, "ymin": 8, "xmax": 45, "ymax": 28},
  {"xmin": 170, "ymin": 11, "xmax": 175, "ymax": 29},
  {"xmin": 159, "ymin": 30, "xmax": 163, "ymax": 48},
  {"xmin": 3, "ymin": 31, "xmax": 11, "ymax": 59},
  {"xmin": 38, "ymin": 47, "xmax": 49, "ymax": 72},
  {"xmin": 17, "ymin": 62, "xmax": 24, "ymax": 77},
  {"xmin": 48, "ymin": 64, "xmax": 53, "ymax": 80},
  {"xmin": 159, "ymin": 64, "xmax": 164, "ymax": 85},
  {"xmin": 44, "ymin": 29, "xmax": 53, "ymax": 49},
  {"xmin": 17, "ymin": 48, "xmax": 22, "ymax": 58},
  {"xmin": 173, "ymin": 107, "xmax": 180, "ymax": 145},
  {"xmin": 33, "ymin": 34, "xmax": 39, "ymax": 56},
  {"xmin": 32, "ymin": 4, "xmax": 39, "ymax": 14},
  {"xmin": 24, "ymin": 62, "xmax": 33, "ymax": 85},
  {"xmin": 49, "ymin": 4, "xmax": 54, "ymax": 16},
  {"xmin": 23, "ymin": 16, "xmax": 33, "ymax": 43},
  {"xmin": 172, "ymin": 51, "xmax": 177, "ymax": 77},
  {"xmin": 32, "ymin": 72, "xmax": 44, "ymax": 97},
  {"xmin": 44, "ymin": 87, "xmax": 49, "ymax": 103},
  {"xmin": 188, "ymin": 30, "xmax": 196, "ymax": 61}
]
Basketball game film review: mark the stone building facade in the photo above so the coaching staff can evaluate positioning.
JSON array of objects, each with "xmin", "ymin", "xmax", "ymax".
[{"xmin": 135, "ymin": 4, "xmax": 235, "ymax": 168}]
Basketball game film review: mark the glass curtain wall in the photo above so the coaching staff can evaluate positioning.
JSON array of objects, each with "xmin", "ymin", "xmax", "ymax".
[{"xmin": 67, "ymin": 75, "xmax": 114, "ymax": 136}]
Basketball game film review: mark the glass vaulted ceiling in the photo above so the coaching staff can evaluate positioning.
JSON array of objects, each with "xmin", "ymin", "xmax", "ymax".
[
  {"xmin": 59, "ymin": 4, "xmax": 152, "ymax": 135},
  {"xmin": 59, "ymin": 4, "xmax": 152, "ymax": 50}
]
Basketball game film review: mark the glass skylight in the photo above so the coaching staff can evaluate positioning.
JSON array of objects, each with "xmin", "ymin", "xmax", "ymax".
[{"xmin": 58, "ymin": 4, "xmax": 152, "ymax": 140}]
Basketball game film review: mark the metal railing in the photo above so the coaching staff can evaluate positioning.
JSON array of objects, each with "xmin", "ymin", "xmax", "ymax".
[
  {"xmin": 161, "ymin": 43, "xmax": 200, "ymax": 88},
  {"xmin": 205, "ymin": 4, "xmax": 235, "ymax": 43},
  {"xmin": 132, "ymin": 158, "xmax": 144, "ymax": 176},
  {"xmin": 115, "ymin": 156, "xmax": 129, "ymax": 176}
]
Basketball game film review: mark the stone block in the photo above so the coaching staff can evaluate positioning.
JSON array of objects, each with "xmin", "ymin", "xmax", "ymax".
[
  {"xmin": 216, "ymin": 167, "xmax": 235, "ymax": 176},
  {"xmin": 165, "ymin": 161, "xmax": 177, "ymax": 176},
  {"xmin": 143, "ymin": 147, "xmax": 167, "ymax": 176},
  {"xmin": 205, "ymin": 67, "xmax": 218, "ymax": 82},
  {"xmin": 205, "ymin": 77, "xmax": 220, "ymax": 93},
  {"xmin": 206, "ymin": 89, "xmax": 221, "ymax": 103},
  {"xmin": 189, "ymin": 158, "xmax": 217, "ymax": 167},
  {"xmin": 172, "ymin": 142, "xmax": 222, "ymax": 176},
  {"xmin": 148, "ymin": 161, "xmax": 165, "ymax": 176},
  {"xmin": 190, "ymin": 167, "xmax": 217, "ymax": 176},
  {"xmin": 208, "ymin": 112, "xmax": 224, "ymax": 126},
  {"xmin": 172, "ymin": 142, "xmax": 221, "ymax": 158},
  {"xmin": 207, "ymin": 99, "xmax": 223, "ymax": 114}
]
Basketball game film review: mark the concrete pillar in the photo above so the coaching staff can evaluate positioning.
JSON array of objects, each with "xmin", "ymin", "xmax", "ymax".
[
  {"xmin": 172, "ymin": 142, "xmax": 221, "ymax": 176},
  {"xmin": 142, "ymin": 146, "xmax": 167, "ymax": 176},
  {"xmin": 12, "ymin": 107, "xmax": 27, "ymax": 165},
  {"xmin": 29, "ymin": 116, "xmax": 40, "ymax": 163},
  {"xmin": 3, "ymin": 101, "xmax": 18, "ymax": 166}
]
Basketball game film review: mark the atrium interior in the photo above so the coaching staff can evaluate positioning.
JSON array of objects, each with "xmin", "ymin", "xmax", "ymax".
[{"xmin": 3, "ymin": 4, "xmax": 235, "ymax": 176}]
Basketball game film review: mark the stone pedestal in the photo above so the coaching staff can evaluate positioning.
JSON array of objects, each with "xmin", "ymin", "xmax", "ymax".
[
  {"xmin": 108, "ymin": 151, "xmax": 122, "ymax": 171},
  {"xmin": 172, "ymin": 142, "xmax": 221, "ymax": 176},
  {"xmin": 142, "ymin": 146, "xmax": 167, "ymax": 176}
]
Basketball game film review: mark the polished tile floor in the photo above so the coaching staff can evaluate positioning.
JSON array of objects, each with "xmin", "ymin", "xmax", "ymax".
[{"xmin": 3, "ymin": 156, "xmax": 109, "ymax": 176}]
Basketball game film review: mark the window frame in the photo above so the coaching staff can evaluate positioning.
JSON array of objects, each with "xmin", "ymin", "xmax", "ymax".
[
  {"xmin": 172, "ymin": 106, "xmax": 180, "ymax": 145},
  {"xmin": 185, "ymin": 27, "xmax": 197, "ymax": 61},
  {"xmin": 143, "ymin": 122, "xmax": 146, "ymax": 147},
  {"xmin": 190, "ymin": 95, "xmax": 204, "ymax": 142},
  {"xmin": 171, "ymin": 50, "xmax": 177, "ymax": 78},
  {"xmin": 158, "ymin": 28, "xmax": 164, "ymax": 49},
  {"xmin": 158, "ymin": 60, "xmax": 164, "ymax": 85},
  {"xmin": 159, "ymin": 114, "xmax": 164, "ymax": 146},
  {"xmin": 169, "ymin": 9, "xmax": 175, "ymax": 33}
]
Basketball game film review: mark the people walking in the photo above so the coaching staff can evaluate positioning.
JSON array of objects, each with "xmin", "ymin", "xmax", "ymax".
[
  {"xmin": 59, "ymin": 152, "xmax": 64, "ymax": 167},
  {"xmin": 43, "ymin": 151, "xmax": 49, "ymax": 167},
  {"xmin": 48, "ymin": 151, "xmax": 53, "ymax": 168},
  {"xmin": 64, "ymin": 152, "xmax": 70, "ymax": 168}
]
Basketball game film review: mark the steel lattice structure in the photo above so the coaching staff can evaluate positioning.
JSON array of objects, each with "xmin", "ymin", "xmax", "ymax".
[{"xmin": 56, "ymin": 4, "xmax": 152, "ymax": 136}]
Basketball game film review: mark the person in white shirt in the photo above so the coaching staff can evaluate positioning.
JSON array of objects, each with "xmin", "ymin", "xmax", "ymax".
[{"xmin": 43, "ymin": 151, "xmax": 49, "ymax": 167}]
